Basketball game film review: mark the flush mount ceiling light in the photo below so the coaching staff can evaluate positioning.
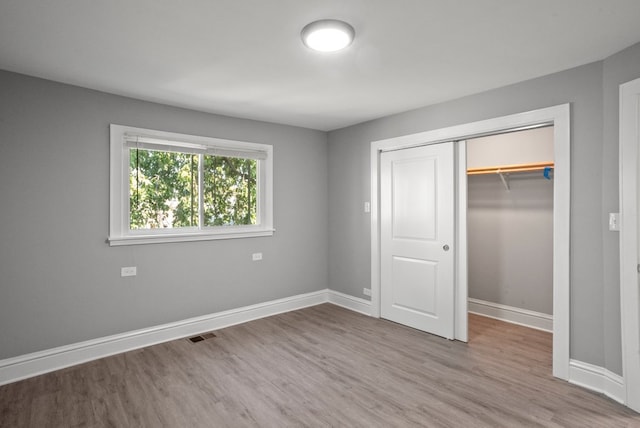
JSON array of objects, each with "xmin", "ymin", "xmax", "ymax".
[{"xmin": 301, "ymin": 19, "xmax": 355, "ymax": 52}]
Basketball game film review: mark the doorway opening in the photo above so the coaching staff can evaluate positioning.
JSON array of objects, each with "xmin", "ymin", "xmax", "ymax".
[
  {"xmin": 466, "ymin": 126, "xmax": 554, "ymax": 369},
  {"xmin": 466, "ymin": 126, "xmax": 554, "ymax": 333},
  {"xmin": 370, "ymin": 104, "xmax": 570, "ymax": 380}
]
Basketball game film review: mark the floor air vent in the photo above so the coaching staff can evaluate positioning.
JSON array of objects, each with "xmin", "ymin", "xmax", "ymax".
[{"xmin": 188, "ymin": 332, "xmax": 217, "ymax": 343}]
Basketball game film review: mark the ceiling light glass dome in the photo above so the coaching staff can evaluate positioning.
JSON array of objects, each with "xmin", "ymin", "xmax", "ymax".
[{"xmin": 301, "ymin": 19, "xmax": 355, "ymax": 52}]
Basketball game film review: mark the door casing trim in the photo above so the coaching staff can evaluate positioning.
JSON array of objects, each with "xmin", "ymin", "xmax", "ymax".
[{"xmin": 619, "ymin": 77, "xmax": 640, "ymax": 411}]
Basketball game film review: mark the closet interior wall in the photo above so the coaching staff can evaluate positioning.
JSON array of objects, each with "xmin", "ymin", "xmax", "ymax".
[{"xmin": 467, "ymin": 127, "xmax": 554, "ymax": 318}]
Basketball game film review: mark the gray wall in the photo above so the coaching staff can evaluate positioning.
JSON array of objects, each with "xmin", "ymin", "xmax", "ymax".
[
  {"xmin": 328, "ymin": 60, "xmax": 610, "ymax": 369},
  {"xmin": 0, "ymin": 70, "xmax": 329, "ymax": 360},
  {"xmin": 467, "ymin": 174, "xmax": 553, "ymax": 314}
]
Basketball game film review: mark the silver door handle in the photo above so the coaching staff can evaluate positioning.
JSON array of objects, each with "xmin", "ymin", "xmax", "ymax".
[{"xmin": 443, "ymin": 244, "xmax": 450, "ymax": 251}]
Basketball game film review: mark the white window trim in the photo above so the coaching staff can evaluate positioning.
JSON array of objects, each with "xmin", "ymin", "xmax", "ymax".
[{"xmin": 109, "ymin": 124, "xmax": 274, "ymax": 246}]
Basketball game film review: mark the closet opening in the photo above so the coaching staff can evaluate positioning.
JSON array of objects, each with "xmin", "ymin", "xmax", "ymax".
[
  {"xmin": 465, "ymin": 126, "xmax": 554, "ymax": 369},
  {"xmin": 371, "ymin": 103, "xmax": 570, "ymax": 380}
]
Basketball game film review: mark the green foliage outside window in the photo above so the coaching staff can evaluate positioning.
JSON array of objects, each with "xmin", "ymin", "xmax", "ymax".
[
  {"xmin": 203, "ymin": 155, "xmax": 257, "ymax": 226},
  {"xmin": 129, "ymin": 149, "xmax": 257, "ymax": 230}
]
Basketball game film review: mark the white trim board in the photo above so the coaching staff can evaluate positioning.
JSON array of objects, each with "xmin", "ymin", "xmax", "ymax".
[
  {"xmin": 619, "ymin": 77, "xmax": 640, "ymax": 412},
  {"xmin": 0, "ymin": 290, "xmax": 330, "ymax": 386},
  {"xmin": 327, "ymin": 290, "xmax": 372, "ymax": 316},
  {"xmin": 468, "ymin": 298, "xmax": 553, "ymax": 333},
  {"xmin": 569, "ymin": 360, "xmax": 625, "ymax": 405}
]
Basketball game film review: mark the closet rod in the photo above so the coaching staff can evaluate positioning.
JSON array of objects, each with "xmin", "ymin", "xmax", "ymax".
[{"xmin": 467, "ymin": 161, "xmax": 554, "ymax": 175}]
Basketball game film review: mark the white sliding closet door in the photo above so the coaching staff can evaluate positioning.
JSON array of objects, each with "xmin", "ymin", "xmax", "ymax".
[{"xmin": 380, "ymin": 142, "xmax": 455, "ymax": 339}]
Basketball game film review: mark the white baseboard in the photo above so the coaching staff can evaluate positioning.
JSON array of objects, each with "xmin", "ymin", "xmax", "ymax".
[
  {"xmin": 327, "ymin": 290, "xmax": 372, "ymax": 316},
  {"xmin": 0, "ymin": 289, "xmax": 330, "ymax": 386},
  {"xmin": 468, "ymin": 298, "xmax": 553, "ymax": 333},
  {"xmin": 569, "ymin": 359, "xmax": 625, "ymax": 404}
]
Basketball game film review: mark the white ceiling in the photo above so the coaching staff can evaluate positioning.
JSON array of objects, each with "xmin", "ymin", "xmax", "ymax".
[{"xmin": 1, "ymin": 1, "xmax": 640, "ymax": 131}]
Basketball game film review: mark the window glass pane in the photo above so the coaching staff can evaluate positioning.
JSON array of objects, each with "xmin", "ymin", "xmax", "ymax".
[
  {"xmin": 203, "ymin": 155, "xmax": 257, "ymax": 226},
  {"xmin": 129, "ymin": 148, "xmax": 199, "ymax": 229}
]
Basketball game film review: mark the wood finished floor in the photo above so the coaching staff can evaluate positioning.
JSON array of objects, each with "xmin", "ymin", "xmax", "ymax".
[{"xmin": 1, "ymin": 304, "xmax": 639, "ymax": 427}]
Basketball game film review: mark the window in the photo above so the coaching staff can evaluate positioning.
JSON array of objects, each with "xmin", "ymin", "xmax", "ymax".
[{"xmin": 109, "ymin": 125, "xmax": 273, "ymax": 245}]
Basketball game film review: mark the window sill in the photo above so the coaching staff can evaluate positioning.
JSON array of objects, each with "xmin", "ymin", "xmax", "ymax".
[{"xmin": 108, "ymin": 228, "xmax": 275, "ymax": 246}]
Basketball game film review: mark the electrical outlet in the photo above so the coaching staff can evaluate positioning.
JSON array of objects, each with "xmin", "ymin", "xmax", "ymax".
[
  {"xmin": 363, "ymin": 288, "xmax": 371, "ymax": 296},
  {"xmin": 252, "ymin": 253, "xmax": 263, "ymax": 261},
  {"xmin": 121, "ymin": 266, "xmax": 137, "ymax": 277}
]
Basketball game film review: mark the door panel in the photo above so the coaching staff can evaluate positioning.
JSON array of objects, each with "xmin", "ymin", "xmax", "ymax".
[
  {"xmin": 381, "ymin": 142, "xmax": 455, "ymax": 339},
  {"xmin": 391, "ymin": 157, "xmax": 437, "ymax": 240},
  {"xmin": 392, "ymin": 256, "xmax": 437, "ymax": 315}
]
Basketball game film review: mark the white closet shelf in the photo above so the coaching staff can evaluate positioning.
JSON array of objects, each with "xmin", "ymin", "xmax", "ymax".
[
  {"xmin": 467, "ymin": 161, "xmax": 554, "ymax": 191},
  {"xmin": 467, "ymin": 161, "xmax": 554, "ymax": 175}
]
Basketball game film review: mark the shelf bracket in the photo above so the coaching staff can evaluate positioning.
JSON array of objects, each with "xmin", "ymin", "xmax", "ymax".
[{"xmin": 497, "ymin": 170, "xmax": 510, "ymax": 191}]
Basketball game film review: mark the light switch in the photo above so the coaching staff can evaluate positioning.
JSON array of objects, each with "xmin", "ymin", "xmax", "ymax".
[{"xmin": 609, "ymin": 213, "xmax": 620, "ymax": 232}]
